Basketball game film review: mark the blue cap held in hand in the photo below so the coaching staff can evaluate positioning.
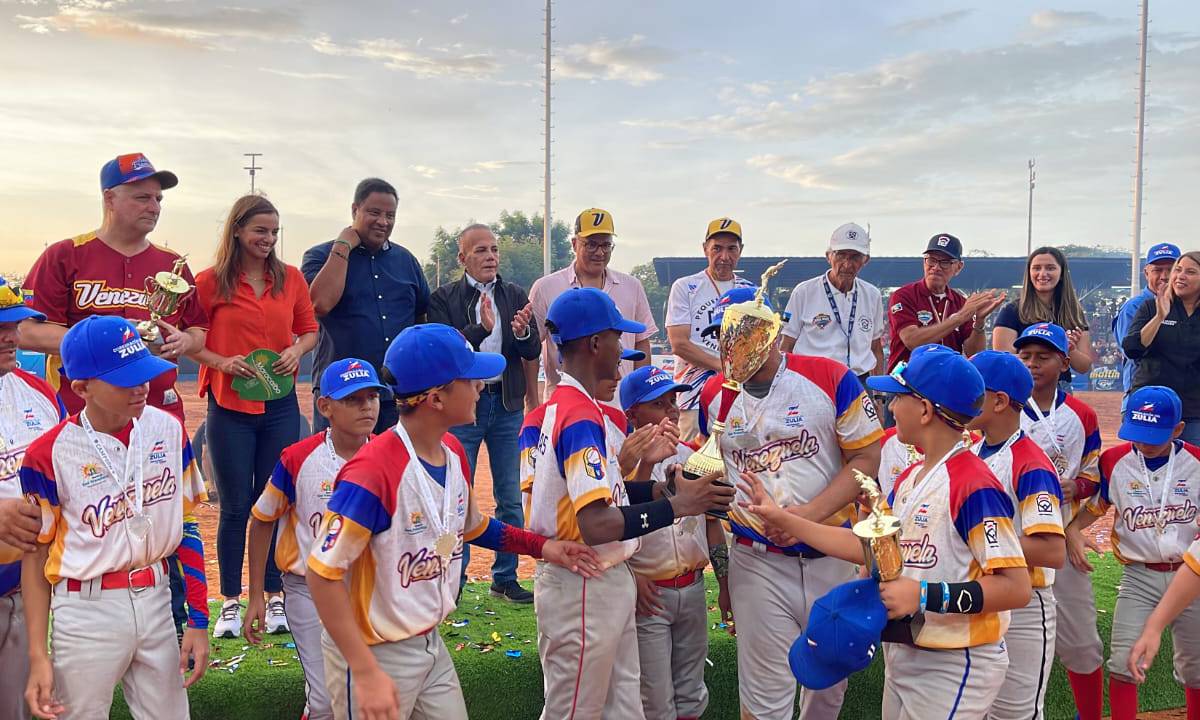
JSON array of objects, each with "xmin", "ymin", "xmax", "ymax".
[
  {"xmin": 970, "ymin": 351, "xmax": 1033, "ymax": 410},
  {"xmin": 60, "ymin": 315, "xmax": 174, "ymax": 387},
  {"xmin": 383, "ymin": 324, "xmax": 506, "ymax": 396},
  {"xmin": 789, "ymin": 578, "xmax": 887, "ymax": 690}
]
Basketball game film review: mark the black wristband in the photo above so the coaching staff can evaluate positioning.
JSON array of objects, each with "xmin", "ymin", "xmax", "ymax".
[
  {"xmin": 925, "ymin": 581, "xmax": 944, "ymax": 613},
  {"xmin": 619, "ymin": 498, "xmax": 675, "ymax": 541},
  {"xmin": 944, "ymin": 581, "xmax": 984, "ymax": 614},
  {"xmin": 625, "ymin": 481, "xmax": 656, "ymax": 505}
]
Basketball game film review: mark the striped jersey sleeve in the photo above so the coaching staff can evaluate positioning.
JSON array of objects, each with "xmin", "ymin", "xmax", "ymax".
[
  {"xmin": 19, "ymin": 421, "xmax": 68, "ymax": 544},
  {"xmin": 1012, "ymin": 437, "xmax": 1065, "ymax": 537},
  {"xmin": 553, "ymin": 398, "xmax": 612, "ymax": 513},
  {"xmin": 785, "ymin": 355, "xmax": 883, "ymax": 451},
  {"xmin": 253, "ymin": 432, "xmax": 324, "ymax": 523},
  {"xmin": 947, "ymin": 454, "xmax": 1026, "ymax": 572},
  {"xmin": 1069, "ymin": 395, "xmax": 1102, "ymax": 488}
]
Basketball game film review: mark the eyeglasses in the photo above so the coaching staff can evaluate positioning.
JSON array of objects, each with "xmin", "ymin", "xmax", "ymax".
[
  {"xmin": 832, "ymin": 250, "xmax": 867, "ymax": 264},
  {"xmin": 889, "ymin": 361, "xmax": 969, "ymax": 430},
  {"xmin": 923, "ymin": 255, "xmax": 957, "ymax": 269},
  {"xmin": 582, "ymin": 240, "xmax": 615, "ymax": 253}
]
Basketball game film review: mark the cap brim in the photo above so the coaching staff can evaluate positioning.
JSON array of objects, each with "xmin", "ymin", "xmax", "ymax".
[
  {"xmin": 149, "ymin": 170, "xmax": 178, "ymax": 190},
  {"xmin": 325, "ymin": 381, "xmax": 389, "ymax": 400},
  {"xmin": 620, "ymin": 348, "xmax": 646, "ymax": 362},
  {"xmin": 94, "ymin": 354, "xmax": 176, "ymax": 388},
  {"xmin": 1013, "ymin": 336, "xmax": 1067, "ymax": 355},
  {"xmin": 865, "ymin": 375, "xmax": 908, "ymax": 395},
  {"xmin": 788, "ymin": 637, "xmax": 848, "ymax": 691},
  {"xmin": 0, "ymin": 306, "xmax": 46, "ymax": 323},
  {"xmin": 615, "ymin": 318, "xmax": 646, "ymax": 335},
  {"xmin": 632, "ymin": 381, "xmax": 692, "ymax": 407},
  {"xmin": 828, "ymin": 242, "xmax": 869, "ymax": 255},
  {"xmin": 459, "ymin": 351, "xmax": 507, "ymax": 381},
  {"xmin": 1118, "ymin": 419, "xmax": 1174, "ymax": 445}
]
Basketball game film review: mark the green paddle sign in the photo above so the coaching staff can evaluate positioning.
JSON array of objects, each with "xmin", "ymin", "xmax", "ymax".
[{"xmin": 230, "ymin": 349, "xmax": 294, "ymax": 401}]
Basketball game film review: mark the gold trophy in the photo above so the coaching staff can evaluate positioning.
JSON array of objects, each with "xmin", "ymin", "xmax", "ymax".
[
  {"xmin": 136, "ymin": 256, "xmax": 192, "ymax": 344},
  {"xmin": 681, "ymin": 260, "xmax": 788, "ymax": 518},
  {"xmin": 851, "ymin": 470, "xmax": 904, "ymax": 581}
]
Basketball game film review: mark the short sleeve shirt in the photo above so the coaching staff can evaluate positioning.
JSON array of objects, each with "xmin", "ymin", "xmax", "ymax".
[
  {"xmin": 782, "ymin": 273, "xmax": 885, "ymax": 375},
  {"xmin": 1020, "ymin": 391, "xmax": 1101, "ymax": 525},
  {"xmin": 301, "ymin": 240, "xmax": 430, "ymax": 390},
  {"xmin": 22, "ymin": 233, "xmax": 209, "ymax": 420},
  {"xmin": 626, "ymin": 443, "xmax": 709, "ymax": 581},
  {"xmin": 886, "ymin": 279, "xmax": 973, "ymax": 371},
  {"xmin": 666, "ymin": 270, "xmax": 751, "ymax": 410}
]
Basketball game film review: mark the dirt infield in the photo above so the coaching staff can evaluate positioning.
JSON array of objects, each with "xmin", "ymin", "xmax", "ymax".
[{"xmin": 181, "ymin": 384, "xmax": 1123, "ymax": 587}]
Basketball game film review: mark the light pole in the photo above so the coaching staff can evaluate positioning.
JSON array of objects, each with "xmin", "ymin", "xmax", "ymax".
[
  {"xmin": 542, "ymin": 0, "xmax": 552, "ymax": 276},
  {"xmin": 1130, "ymin": 0, "xmax": 1149, "ymax": 296},
  {"xmin": 1026, "ymin": 159, "xmax": 1036, "ymax": 256}
]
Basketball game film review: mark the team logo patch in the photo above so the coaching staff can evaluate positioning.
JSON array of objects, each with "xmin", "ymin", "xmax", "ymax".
[
  {"xmin": 784, "ymin": 404, "xmax": 804, "ymax": 427},
  {"xmin": 321, "ymin": 515, "xmax": 344, "ymax": 551},
  {"xmin": 890, "ymin": 302, "xmax": 903, "ymax": 315},
  {"xmin": 113, "ymin": 329, "xmax": 147, "ymax": 359},
  {"xmin": 859, "ymin": 317, "xmax": 871, "ymax": 333},
  {"xmin": 913, "ymin": 503, "xmax": 931, "ymax": 529},
  {"xmin": 936, "ymin": 235, "xmax": 951, "ymax": 247},
  {"xmin": 1175, "ymin": 480, "xmax": 1191, "ymax": 497},
  {"xmin": 319, "ymin": 479, "xmax": 335, "ymax": 500},
  {"xmin": 1035, "ymin": 492, "xmax": 1054, "ymax": 515},
  {"xmin": 983, "ymin": 519, "xmax": 999, "ymax": 546},
  {"xmin": 1131, "ymin": 403, "xmax": 1161, "ymax": 424},
  {"xmin": 81, "ymin": 462, "xmax": 107, "ymax": 487},
  {"xmin": 148, "ymin": 439, "xmax": 168, "ymax": 465},
  {"xmin": 861, "ymin": 395, "xmax": 878, "ymax": 422},
  {"xmin": 813, "ymin": 313, "xmax": 832, "ymax": 330},
  {"xmin": 916, "ymin": 310, "xmax": 934, "ymax": 326},
  {"xmin": 727, "ymin": 416, "xmax": 747, "ymax": 437},
  {"xmin": 406, "ymin": 510, "xmax": 428, "ymax": 535},
  {"xmin": 1127, "ymin": 480, "xmax": 1150, "ymax": 499},
  {"xmin": 339, "ymin": 360, "xmax": 372, "ymax": 384},
  {"xmin": 582, "ymin": 447, "xmax": 604, "ymax": 480}
]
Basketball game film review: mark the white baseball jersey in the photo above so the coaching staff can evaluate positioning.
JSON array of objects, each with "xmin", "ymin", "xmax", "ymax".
[
  {"xmin": 700, "ymin": 354, "xmax": 883, "ymax": 554},
  {"xmin": 307, "ymin": 423, "xmax": 487, "ymax": 644},
  {"xmin": 1020, "ymin": 391, "xmax": 1102, "ymax": 526},
  {"xmin": 0, "ymin": 369, "xmax": 64, "ymax": 595},
  {"xmin": 781, "ymin": 274, "xmax": 885, "ymax": 376},
  {"xmin": 974, "ymin": 432, "xmax": 1065, "ymax": 588},
  {"xmin": 627, "ymin": 443, "xmax": 709, "ymax": 581},
  {"xmin": 879, "ymin": 426, "xmax": 923, "ymax": 501},
  {"xmin": 666, "ymin": 270, "xmax": 752, "ymax": 410},
  {"xmin": 519, "ymin": 372, "xmax": 636, "ymax": 569},
  {"xmin": 1087, "ymin": 441, "xmax": 1200, "ymax": 565},
  {"xmin": 889, "ymin": 451, "xmax": 1027, "ymax": 649},
  {"xmin": 253, "ymin": 430, "xmax": 346, "ymax": 577},
  {"xmin": 20, "ymin": 405, "xmax": 206, "ymax": 584}
]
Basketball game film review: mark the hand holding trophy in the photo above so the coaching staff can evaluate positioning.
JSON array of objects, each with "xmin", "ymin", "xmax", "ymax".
[
  {"xmin": 137, "ymin": 256, "xmax": 193, "ymax": 344},
  {"xmin": 851, "ymin": 470, "xmax": 904, "ymax": 581}
]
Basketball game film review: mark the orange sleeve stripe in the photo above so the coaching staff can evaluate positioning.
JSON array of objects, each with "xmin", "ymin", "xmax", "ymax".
[{"xmin": 571, "ymin": 486, "xmax": 613, "ymax": 515}]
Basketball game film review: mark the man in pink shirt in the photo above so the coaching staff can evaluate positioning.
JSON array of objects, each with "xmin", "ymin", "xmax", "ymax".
[{"xmin": 526, "ymin": 208, "xmax": 657, "ymax": 409}]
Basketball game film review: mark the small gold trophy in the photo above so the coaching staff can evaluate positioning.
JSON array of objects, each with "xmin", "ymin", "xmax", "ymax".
[
  {"xmin": 852, "ymin": 470, "xmax": 904, "ymax": 581},
  {"xmin": 681, "ymin": 260, "xmax": 787, "ymax": 518},
  {"xmin": 136, "ymin": 256, "xmax": 192, "ymax": 344}
]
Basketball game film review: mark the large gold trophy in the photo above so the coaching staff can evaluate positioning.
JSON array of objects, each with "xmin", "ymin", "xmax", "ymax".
[
  {"xmin": 136, "ymin": 256, "xmax": 193, "ymax": 344},
  {"xmin": 681, "ymin": 260, "xmax": 787, "ymax": 518},
  {"xmin": 851, "ymin": 470, "xmax": 904, "ymax": 581}
]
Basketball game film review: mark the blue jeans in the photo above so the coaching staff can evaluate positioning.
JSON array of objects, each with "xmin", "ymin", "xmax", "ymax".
[
  {"xmin": 1182, "ymin": 418, "xmax": 1200, "ymax": 446},
  {"xmin": 450, "ymin": 390, "xmax": 524, "ymax": 585},
  {"xmin": 207, "ymin": 393, "xmax": 301, "ymax": 597}
]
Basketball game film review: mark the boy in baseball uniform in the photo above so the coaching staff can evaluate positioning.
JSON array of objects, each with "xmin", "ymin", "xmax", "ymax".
[
  {"xmin": 21, "ymin": 315, "xmax": 209, "ymax": 720},
  {"xmin": 1065, "ymin": 385, "xmax": 1200, "ymax": 720},
  {"xmin": 967, "ymin": 351, "xmax": 1065, "ymax": 720},
  {"xmin": 1129, "ymin": 537, "xmax": 1200, "ymax": 684},
  {"xmin": 0, "ymin": 278, "xmax": 64, "ymax": 720},
  {"xmin": 521, "ymin": 288, "xmax": 732, "ymax": 720},
  {"xmin": 1015, "ymin": 322, "xmax": 1105, "ymax": 720},
  {"xmin": 306, "ymin": 323, "xmax": 603, "ymax": 720},
  {"xmin": 742, "ymin": 345, "xmax": 1032, "ymax": 720},
  {"xmin": 243, "ymin": 358, "xmax": 386, "ymax": 720},
  {"xmin": 620, "ymin": 365, "xmax": 727, "ymax": 720}
]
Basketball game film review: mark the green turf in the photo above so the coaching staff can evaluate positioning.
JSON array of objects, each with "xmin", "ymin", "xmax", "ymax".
[{"xmin": 108, "ymin": 554, "xmax": 1185, "ymax": 719}]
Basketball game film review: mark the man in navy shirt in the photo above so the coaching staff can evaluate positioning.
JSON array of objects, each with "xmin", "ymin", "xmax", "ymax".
[
  {"xmin": 1113, "ymin": 242, "xmax": 1180, "ymax": 396},
  {"xmin": 303, "ymin": 178, "xmax": 430, "ymax": 433}
]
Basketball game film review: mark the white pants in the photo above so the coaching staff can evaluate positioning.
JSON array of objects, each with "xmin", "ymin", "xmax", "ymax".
[
  {"xmin": 1052, "ymin": 561, "xmax": 1103, "ymax": 674},
  {"xmin": 988, "ymin": 587, "xmax": 1056, "ymax": 720},
  {"xmin": 0, "ymin": 592, "xmax": 30, "ymax": 720},
  {"xmin": 884, "ymin": 641, "xmax": 1008, "ymax": 720},
  {"xmin": 284, "ymin": 573, "xmax": 331, "ymax": 720},
  {"xmin": 322, "ymin": 629, "xmax": 467, "ymax": 720},
  {"xmin": 1108, "ymin": 563, "xmax": 1200, "ymax": 686},
  {"xmin": 634, "ymin": 574, "xmax": 709, "ymax": 719}
]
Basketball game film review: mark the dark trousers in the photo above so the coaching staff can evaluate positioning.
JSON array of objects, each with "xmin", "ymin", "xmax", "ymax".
[
  {"xmin": 314, "ymin": 392, "xmax": 398, "ymax": 435},
  {"xmin": 206, "ymin": 393, "xmax": 300, "ymax": 597},
  {"xmin": 450, "ymin": 388, "xmax": 525, "ymax": 585}
]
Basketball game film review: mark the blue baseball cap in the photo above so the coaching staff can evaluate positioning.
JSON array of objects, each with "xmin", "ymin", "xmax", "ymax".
[
  {"xmin": 619, "ymin": 365, "xmax": 691, "ymax": 411},
  {"xmin": 1146, "ymin": 243, "xmax": 1181, "ymax": 265},
  {"xmin": 0, "ymin": 277, "xmax": 45, "ymax": 324},
  {"xmin": 867, "ymin": 344, "xmax": 985, "ymax": 420},
  {"xmin": 321, "ymin": 358, "xmax": 388, "ymax": 400},
  {"xmin": 701, "ymin": 286, "xmax": 770, "ymax": 338},
  {"xmin": 1013, "ymin": 322, "xmax": 1068, "ymax": 355},
  {"xmin": 383, "ymin": 323, "xmax": 506, "ymax": 396},
  {"xmin": 970, "ymin": 351, "xmax": 1033, "ymax": 409},
  {"xmin": 1120, "ymin": 386, "xmax": 1182, "ymax": 445},
  {"xmin": 621, "ymin": 348, "xmax": 646, "ymax": 362},
  {"xmin": 546, "ymin": 288, "xmax": 645, "ymax": 345},
  {"xmin": 100, "ymin": 153, "xmax": 178, "ymax": 191},
  {"xmin": 60, "ymin": 315, "xmax": 174, "ymax": 387},
  {"xmin": 789, "ymin": 578, "xmax": 887, "ymax": 690}
]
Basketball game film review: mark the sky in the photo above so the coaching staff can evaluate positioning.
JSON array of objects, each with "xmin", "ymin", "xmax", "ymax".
[{"xmin": 1, "ymin": 0, "xmax": 1197, "ymax": 276}]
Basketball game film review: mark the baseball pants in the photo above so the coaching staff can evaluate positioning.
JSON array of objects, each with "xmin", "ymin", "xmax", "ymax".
[
  {"xmin": 322, "ymin": 628, "xmax": 467, "ymax": 720},
  {"xmin": 534, "ymin": 560, "xmax": 645, "ymax": 720},
  {"xmin": 1107, "ymin": 563, "xmax": 1200, "ymax": 686},
  {"xmin": 49, "ymin": 568, "xmax": 188, "ymax": 720},
  {"xmin": 1053, "ymin": 562, "xmax": 1104, "ymax": 673},
  {"xmin": 283, "ymin": 573, "xmax": 331, "ymax": 720},
  {"xmin": 729, "ymin": 542, "xmax": 856, "ymax": 720},
  {"xmin": 635, "ymin": 573, "xmax": 709, "ymax": 720},
  {"xmin": 1, "ymin": 592, "xmax": 30, "ymax": 720},
  {"xmin": 883, "ymin": 640, "xmax": 1008, "ymax": 720},
  {"xmin": 988, "ymin": 587, "xmax": 1056, "ymax": 720}
]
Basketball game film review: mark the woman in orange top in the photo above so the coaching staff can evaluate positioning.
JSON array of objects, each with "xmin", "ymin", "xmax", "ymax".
[{"xmin": 192, "ymin": 194, "xmax": 318, "ymax": 639}]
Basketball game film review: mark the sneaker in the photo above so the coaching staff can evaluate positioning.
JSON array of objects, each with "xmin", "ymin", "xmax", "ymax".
[
  {"xmin": 265, "ymin": 595, "xmax": 290, "ymax": 634},
  {"xmin": 213, "ymin": 599, "xmax": 242, "ymax": 639},
  {"xmin": 490, "ymin": 580, "xmax": 533, "ymax": 604}
]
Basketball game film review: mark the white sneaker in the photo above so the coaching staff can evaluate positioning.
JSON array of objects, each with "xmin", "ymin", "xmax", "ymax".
[
  {"xmin": 213, "ymin": 599, "xmax": 242, "ymax": 639},
  {"xmin": 265, "ymin": 595, "xmax": 290, "ymax": 634}
]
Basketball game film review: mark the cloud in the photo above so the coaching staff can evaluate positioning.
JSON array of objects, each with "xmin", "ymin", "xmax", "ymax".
[
  {"xmin": 890, "ymin": 9, "xmax": 974, "ymax": 35},
  {"xmin": 259, "ymin": 67, "xmax": 347, "ymax": 81},
  {"xmin": 310, "ymin": 34, "xmax": 499, "ymax": 78},
  {"xmin": 409, "ymin": 164, "xmax": 440, "ymax": 179},
  {"xmin": 449, "ymin": 12, "xmax": 467, "ymax": 25},
  {"xmin": 14, "ymin": 2, "xmax": 303, "ymax": 47},
  {"xmin": 556, "ymin": 35, "xmax": 676, "ymax": 86},
  {"xmin": 745, "ymin": 82, "xmax": 772, "ymax": 97},
  {"xmin": 746, "ymin": 154, "xmax": 838, "ymax": 190},
  {"xmin": 1029, "ymin": 10, "xmax": 1119, "ymax": 32},
  {"xmin": 465, "ymin": 160, "xmax": 537, "ymax": 173},
  {"xmin": 427, "ymin": 184, "xmax": 500, "ymax": 200}
]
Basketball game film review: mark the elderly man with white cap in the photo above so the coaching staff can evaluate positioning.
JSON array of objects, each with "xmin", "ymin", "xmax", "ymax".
[{"xmin": 781, "ymin": 223, "xmax": 885, "ymax": 382}]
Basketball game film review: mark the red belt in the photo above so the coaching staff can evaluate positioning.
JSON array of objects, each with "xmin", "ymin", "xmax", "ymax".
[
  {"xmin": 734, "ymin": 535, "xmax": 821, "ymax": 559},
  {"xmin": 1145, "ymin": 562, "xmax": 1184, "ymax": 573},
  {"xmin": 65, "ymin": 560, "xmax": 167, "ymax": 592},
  {"xmin": 653, "ymin": 569, "xmax": 702, "ymax": 588}
]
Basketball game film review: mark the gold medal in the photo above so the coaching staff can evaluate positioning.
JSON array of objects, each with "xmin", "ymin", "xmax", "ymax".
[
  {"xmin": 434, "ymin": 531, "xmax": 457, "ymax": 565},
  {"xmin": 127, "ymin": 514, "xmax": 152, "ymax": 541},
  {"xmin": 681, "ymin": 516, "xmax": 699, "ymax": 535}
]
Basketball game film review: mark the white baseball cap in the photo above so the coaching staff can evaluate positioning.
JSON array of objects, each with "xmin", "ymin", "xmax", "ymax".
[{"xmin": 829, "ymin": 222, "xmax": 870, "ymax": 255}]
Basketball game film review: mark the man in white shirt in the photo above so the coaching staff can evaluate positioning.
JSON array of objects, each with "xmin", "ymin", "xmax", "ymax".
[
  {"xmin": 665, "ymin": 217, "xmax": 752, "ymax": 440},
  {"xmin": 781, "ymin": 223, "xmax": 885, "ymax": 381}
]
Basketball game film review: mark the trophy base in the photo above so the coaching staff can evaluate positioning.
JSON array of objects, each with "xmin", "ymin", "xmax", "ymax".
[
  {"xmin": 135, "ymin": 320, "xmax": 162, "ymax": 345},
  {"xmin": 680, "ymin": 469, "xmax": 734, "ymax": 520}
]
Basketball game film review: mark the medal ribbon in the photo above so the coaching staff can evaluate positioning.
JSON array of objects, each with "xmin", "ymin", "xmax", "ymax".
[
  {"xmin": 392, "ymin": 422, "xmax": 459, "ymax": 563},
  {"xmin": 80, "ymin": 410, "xmax": 145, "ymax": 519},
  {"xmin": 822, "ymin": 277, "xmax": 859, "ymax": 367}
]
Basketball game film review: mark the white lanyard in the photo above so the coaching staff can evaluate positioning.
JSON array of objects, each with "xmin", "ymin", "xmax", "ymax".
[
  {"xmin": 323, "ymin": 429, "xmax": 340, "ymax": 465},
  {"xmin": 1026, "ymin": 394, "xmax": 1064, "ymax": 457},
  {"xmin": 974, "ymin": 431, "xmax": 1021, "ymax": 463},
  {"xmin": 1138, "ymin": 444, "xmax": 1177, "ymax": 535},
  {"xmin": 392, "ymin": 421, "xmax": 458, "ymax": 567},
  {"xmin": 904, "ymin": 440, "xmax": 968, "ymax": 507},
  {"xmin": 80, "ymin": 410, "xmax": 148, "ymax": 539}
]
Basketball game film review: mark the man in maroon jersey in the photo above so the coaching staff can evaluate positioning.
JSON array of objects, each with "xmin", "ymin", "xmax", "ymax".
[{"xmin": 19, "ymin": 153, "xmax": 207, "ymax": 422}]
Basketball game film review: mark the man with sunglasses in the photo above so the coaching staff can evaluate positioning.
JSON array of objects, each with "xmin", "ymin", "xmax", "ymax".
[
  {"xmin": 527, "ymin": 208, "xmax": 656, "ymax": 407},
  {"xmin": 886, "ymin": 233, "xmax": 1004, "ymax": 371}
]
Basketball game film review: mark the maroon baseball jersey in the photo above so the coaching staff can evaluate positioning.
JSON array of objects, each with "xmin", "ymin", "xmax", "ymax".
[
  {"xmin": 886, "ymin": 278, "xmax": 974, "ymax": 371},
  {"xmin": 22, "ymin": 232, "xmax": 208, "ymax": 420}
]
